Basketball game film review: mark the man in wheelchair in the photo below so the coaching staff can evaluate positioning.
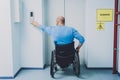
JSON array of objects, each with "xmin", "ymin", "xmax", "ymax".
[{"xmin": 32, "ymin": 16, "xmax": 85, "ymax": 78}]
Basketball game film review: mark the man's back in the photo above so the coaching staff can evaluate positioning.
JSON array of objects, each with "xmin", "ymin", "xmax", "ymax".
[
  {"xmin": 40, "ymin": 25, "xmax": 84, "ymax": 45},
  {"xmin": 51, "ymin": 26, "xmax": 74, "ymax": 44}
]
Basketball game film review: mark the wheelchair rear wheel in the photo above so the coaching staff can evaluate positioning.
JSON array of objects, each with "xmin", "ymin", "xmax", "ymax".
[
  {"xmin": 73, "ymin": 51, "xmax": 80, "ymax": 77},
  {"xmin": 50, "ymin": 50, "xmax": 57, "ymax": 78}
]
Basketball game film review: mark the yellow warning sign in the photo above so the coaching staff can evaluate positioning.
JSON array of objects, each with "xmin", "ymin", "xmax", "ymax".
[
  {"xmin": 97, "ymin": 9, "xmax": 113, "ymax": 22},
  {"xmin": 96, "ymin": 22, "xmax": 104, "ymax": 30}
]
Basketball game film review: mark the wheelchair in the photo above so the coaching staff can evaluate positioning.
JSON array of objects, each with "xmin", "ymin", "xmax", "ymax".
[{"xmin": 50, "ymin": 42, "xmax": 80, "ymax": 78}]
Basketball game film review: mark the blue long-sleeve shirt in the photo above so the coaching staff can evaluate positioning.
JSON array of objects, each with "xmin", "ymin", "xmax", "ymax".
[{"xmin": 38, "ymin": 25, "xmax": 85, "ymax": 45}]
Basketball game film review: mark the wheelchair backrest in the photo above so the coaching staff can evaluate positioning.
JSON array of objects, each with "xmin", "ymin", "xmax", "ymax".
[{"xmin": 55, "ymin": 42, "xmax": 75, "ymax": 57}]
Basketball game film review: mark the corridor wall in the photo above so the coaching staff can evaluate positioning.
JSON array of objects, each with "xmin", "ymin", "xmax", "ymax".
[
  {"xmin": 20, "ymin": 0, "xmax": 45, "ymax": 68},
  {"xmin": 0, "ymin": 0, "xmax": 21, "ymax": 78},
  {"xmin": 85, "ymin": 0, "xmax": 114, "ymax": 68}
]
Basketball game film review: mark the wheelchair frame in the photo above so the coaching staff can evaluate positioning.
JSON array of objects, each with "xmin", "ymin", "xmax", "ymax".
[{"xmin": 50, "ymin": 50, "xmax": 80, "ymax": 78}]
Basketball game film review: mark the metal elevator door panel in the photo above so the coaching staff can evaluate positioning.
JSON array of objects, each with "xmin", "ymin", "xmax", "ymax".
[
  {"xmin": 45, "ymin": 0, "xmax": 85, "ymax": 65},
  {"xmin": 65, "ymin": 0, "xmax": 85, "ymax": 64},
  {"xmin": 45, "ymin": 0, "xmax": 65, "ymax": 65},
  {"xmin": 45, "ymin": 0, "xmax": 85, "ymax": 64}
]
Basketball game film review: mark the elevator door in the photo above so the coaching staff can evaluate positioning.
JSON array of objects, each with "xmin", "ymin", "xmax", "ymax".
[
  {"xmin": 45, "ymin": 0, "xmax": 85, "ymax": 65},
  {"xmin": 45, "ymin": 0, "xmax": 65, "ymax": 64},
  {"xmin": 65, "ymin": 0, "xmax": 85, "ymax": 64}
]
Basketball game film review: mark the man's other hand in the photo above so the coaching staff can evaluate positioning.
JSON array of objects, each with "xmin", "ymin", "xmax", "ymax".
[
  {"xmin": 76, "ymin": 43, "xmax": 82, "ymax": 53},
  {"xmin": 76, "ymin": 46, "xmax": 80, "ymax": 53}
]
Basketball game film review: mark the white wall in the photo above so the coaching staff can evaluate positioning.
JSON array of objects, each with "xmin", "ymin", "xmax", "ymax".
[
  {"xmin": 45, "ymin": 0, "xmax": 65, "ymax": 65},
  {"xmin": 0, "ymin": 0, "xmax": 21, "ymax": 77},
  {"xmin": 11, "ymin": 0, "xmax": 22, "ymax": 75},
  {"xmin": 21, "ymin": 0, "xmax": 44, "ymax": 68},
  {"xmin": 85, "ymin": 0, "xmax": 114, "ymax": 67},
  {"xmin": 0, "ymin": 0, "xmax": 45, "ymax": 77},
  {"xmin": 0, "ymin": 0, "xmax": 13, "ymax": 77}
]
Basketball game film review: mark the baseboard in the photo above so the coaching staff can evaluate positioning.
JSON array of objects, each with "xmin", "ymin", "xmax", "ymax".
[
  {"xmin": 14, "ymin": 68, "xmax": 22, "ymax": 78},
  {"xmin": 85, "ymin": 64, "xmax": 112, "ymax": 69},
  {"xmin": 0, "ymin": 68, "xmax": 22, "ymax": 79},
  {"xmin": 0, "ymin": 64, "xmax": 46, "ymax": 79},
  {"xmin": 0, "ymin": 76, "xmax": 14, "ymax": 79},
  {"xmin": 118, "ymin": 72, "xmax": 120, "ymax": 76},
  {"xmin": 22, "ymin": 64, "xmax": 46, "ymax": 70},
  {"xmin": 22, "ymin": 67, "xmax": 44, "ymax": 70}
]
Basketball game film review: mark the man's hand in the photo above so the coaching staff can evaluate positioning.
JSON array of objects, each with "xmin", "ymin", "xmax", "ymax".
[
  {"xmin": 76, "ymin": 43, "xmax": 82, "ymax": 53},
  {"xmin": 31, "ymin": 21, "xmax": 41, "ymax": 27},
  {"xmin": 76, "ymin": 46, "xmax": 80, "ymax": 53}
]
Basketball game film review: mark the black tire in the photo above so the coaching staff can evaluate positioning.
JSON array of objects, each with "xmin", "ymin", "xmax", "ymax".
[
  {"xmin": 50, "ymin": 50, "xmax": 56, "ymax": 78},
  {"xmin": 73, "ymin": 51, "xmax": 80, "ymax": 77}
]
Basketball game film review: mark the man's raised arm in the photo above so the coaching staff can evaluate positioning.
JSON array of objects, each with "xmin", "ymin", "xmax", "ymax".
[{"xmin": 31, "ymin": 21, "xmax": 41, "ymax": 27}]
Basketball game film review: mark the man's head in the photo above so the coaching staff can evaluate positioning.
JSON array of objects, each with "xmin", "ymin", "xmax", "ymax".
[{"xmin": 56, "ymin": 16, "xmax": 65, "ymax": 26}]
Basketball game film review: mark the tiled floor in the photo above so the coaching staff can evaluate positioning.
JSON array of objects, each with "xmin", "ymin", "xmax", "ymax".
[{"xmin": 1, "ymin": 65, "xmax": 120, "ymax": 80}]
